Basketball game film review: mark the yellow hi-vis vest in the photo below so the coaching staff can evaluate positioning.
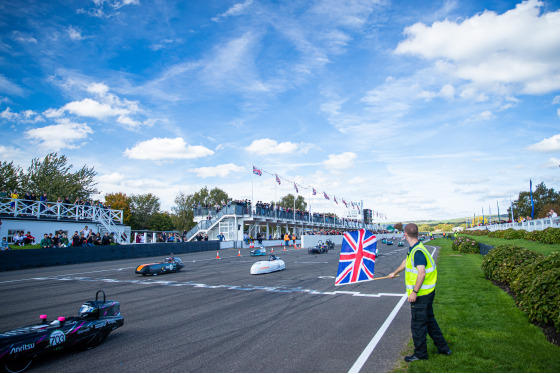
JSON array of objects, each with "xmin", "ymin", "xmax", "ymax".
[{"xmin": 405, "ymin": 242, "xmax": 437, "ymax": 296}]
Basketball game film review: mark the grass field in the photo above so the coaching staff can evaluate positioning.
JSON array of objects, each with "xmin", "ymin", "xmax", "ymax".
[{"xmin": 396, "ymin": 238, "xmax": 560, "ymax": 373}]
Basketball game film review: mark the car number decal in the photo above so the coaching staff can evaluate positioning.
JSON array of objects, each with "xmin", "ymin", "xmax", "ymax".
[{"xmin": 49, "ymin": 330, "xmax": 65, "ymax": 346}]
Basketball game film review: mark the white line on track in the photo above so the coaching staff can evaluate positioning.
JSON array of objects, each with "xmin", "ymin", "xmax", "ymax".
[
  {"xmin": 348, "ymin": 245, "xmax": 438, "ymax": 373},
  {"xmin": 0, "ymin": 267, "xmax": 136, "ymax": 284}
]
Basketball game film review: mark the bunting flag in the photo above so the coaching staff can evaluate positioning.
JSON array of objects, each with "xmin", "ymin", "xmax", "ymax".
[
  {"xmin": 252, "ymin": 166, "xmax": 262, "ymax": 176},
  {"xmin": 276, "ymin": 174, "xmax": 281, "ymax": 185},
  {"xmin": 342, "ymin": 199, "xmax": 348, "ymax": 207},
  {"xmin": 334, "ymin": 196, "xmax": 338, "ymax": 204},
  {"xmin": 294, "ymin": 183, "xmax": 298, "ymax": 193},
  {"xmin": 324, "ymin": 192, "xmax": 330, "ymax": 200},
  {"xmin": 312, "ymin": 188, "xmax": 317, "ymax": 195},
  {"xmin": 335, "ymin": 229, "xmax": 377, "ymax": 286}
]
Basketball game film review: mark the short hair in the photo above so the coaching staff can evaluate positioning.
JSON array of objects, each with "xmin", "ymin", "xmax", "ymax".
[{"xmin": 404, "ymin": 223, "xmax": 419, "ymax": 239}]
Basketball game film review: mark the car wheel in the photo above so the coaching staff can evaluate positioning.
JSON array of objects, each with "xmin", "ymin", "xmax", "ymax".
[{"xmin": 4, "ymin": 358, "xmax": 33, "ymax": 373}]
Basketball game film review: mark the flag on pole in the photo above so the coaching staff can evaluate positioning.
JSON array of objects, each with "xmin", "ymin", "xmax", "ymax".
[
  {"xmin": 312, "ymin": 188, "xmax": 317, "ymax": 195},
  {"xmin": 334, "ymin": 196, "xmax": 338, "ymax": 204},
  {"xmin": 497, "ymin": 201, "xmax": 501, "ymax": 223},
  {"xmin": 324, "ymin": 192, "xmax": 330, "ymax": 200},
  {"xmin": 482, "ymin": 206, "xmax": 484, "ymax": 224},
  {"xmin": 252, "ymin": 166, "xmax": 262, "ymax": 176},
  {"xmin": 342, "ymin": 199, "xmax": 348, "ymax": 207},
  {"xmin": 276, "ymin": 174, "xmax": 281, "ymax": 185},
  {"xmin": 530, "ymin": 179, "xmax": 534, "ymax": 219},
  {"xmin": 335, "ymin": 229, "xmax": 377, "ymax": 286},
  {"xmin": 510, "ymin": 198, "xmax": 514, "ymax": 222},
  {"xmin": 294, "ymin": 183, "xmax": 298, "ymax": 193}
]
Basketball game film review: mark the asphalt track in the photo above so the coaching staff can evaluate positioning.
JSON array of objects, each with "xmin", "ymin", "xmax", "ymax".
[{"xmin": 0, "ymin": 240, "xmax": 440, "ymax": 373}]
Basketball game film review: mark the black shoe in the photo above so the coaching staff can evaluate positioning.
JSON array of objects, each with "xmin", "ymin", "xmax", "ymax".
[
  {"xmin": 437, "ymin": 349, "xmax": 452, "ymax": 355},
  {"xmin": 404, "ymin": 355, "xmax": 427, "ymax": 362}
]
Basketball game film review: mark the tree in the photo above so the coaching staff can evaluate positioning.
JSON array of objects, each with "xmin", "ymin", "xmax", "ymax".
[
  {"xmin": 171, "ymin": 192, "xmax": 196, "ymax": 232},
  {"xmin": 510, "ymin": 182, "xmax": 560, "ymax": 219},
  {"xmin": 394, "ymin": 222, "xmax": 403, "ymax": 231},
  {"xmin": 191, "ymin": 186, "xmax": 230, "ymax": 207},
  {"xmin": 104, "ymin": 192, "xmax": 132, "ymax": 225},
  {"xmin": 150, "ymin": 212, "xmax": 174, "ymax": 231},
  {"xmin": 22, "ymin": 153, "xmax": 98, "ymax": 200},
  {"xmin": 128, "ymin": 193, "xmax": 161, "ymax": 229},
  {"xmin": 277, "ymin": 194, "xmax": 307, "ymax": 211},
  {"xmin": 0, "ymin": 161, "xmax": 23, "ymax": 192}
]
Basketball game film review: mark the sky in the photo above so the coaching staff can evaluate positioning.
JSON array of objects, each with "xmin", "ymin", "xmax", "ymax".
[{"xmin": 1, "ymin": 0, "xmax": 560, "ymax": 222}]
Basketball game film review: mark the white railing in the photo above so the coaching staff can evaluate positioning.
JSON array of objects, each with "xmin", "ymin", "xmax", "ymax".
[
  {"xmin": 0, "ymin": 198, "xmax": 123, "ymax": 223},
  {"xmin": 1, "ymin": 198, "xmax": 126, "ymax": 244},
  {"xmin": 468, "ymin": 217, "xmax": 560, "ymax": 232}
]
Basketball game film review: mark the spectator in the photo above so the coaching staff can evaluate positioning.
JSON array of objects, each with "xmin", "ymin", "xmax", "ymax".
[
  {"xmin": 10, "ymin": 190, "xmax": 18, "ymax": 212},
  {"xmin": 1, "ymin": 237, "xmax": 10, "ymax": 251},
  {"xmin": 94, "ymin": 233, "xmax": 101, "ymax": 245},
  {"xmin": 72, "ymin": 231, "xmax": 81, "ymax": 247},
  {"xmin": 81, "ymin": 225, "xmax": 89, "ymax": 237},
  {"xmin": 86, "ymin": 233, "xmax": 95, "ymax": 246},
  {"xmin": 204, "ymin": 234, "xmax": 208, "ymax": 241},
  {"xmin": 80, "ymin": 233, "xmax": 88, "ymax": 246},
  {"xmin": 24, "ymin": 231, "xmax": 35, "ymax": 245},
  {"xmin": 52, "ymin": 233, "xmax": 60, "ymax": 248},
  {"xmin": 217, "ymin": 232, "xmax": 225, "ymax": 241},
  {"xmin": 40, "ymin": 234, "xmax": 52, "ymax": 248},
  {"xmin": 60, "ymin": 233, "xmax": 69, "ymax": 247},
  {"xmin": 12, "ymin": 231, "xmax": 24, "ymax": 246},
  {"xmin": 102, "ymin": 233, "xmax": 111, "ymax": 245}
]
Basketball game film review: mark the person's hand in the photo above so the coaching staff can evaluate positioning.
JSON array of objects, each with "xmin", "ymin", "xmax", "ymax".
[
  {"xmin": 408, "ymin": 292, "xmax": 417, "ymax": 303},
  {"xmin": 388, "ymin": 272, "xmax": 396, "ymax": 279}
]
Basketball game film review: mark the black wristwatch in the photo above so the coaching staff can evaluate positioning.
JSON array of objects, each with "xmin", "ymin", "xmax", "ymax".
[{"xmin": 412, "ymin": 290, "xmax": 418, "ymax": 294}]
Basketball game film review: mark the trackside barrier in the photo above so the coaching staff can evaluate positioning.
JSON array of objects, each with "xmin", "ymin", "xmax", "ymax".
[{"xmin": 0, "ymin": 241, "xmax": 219, "ymax": 272}]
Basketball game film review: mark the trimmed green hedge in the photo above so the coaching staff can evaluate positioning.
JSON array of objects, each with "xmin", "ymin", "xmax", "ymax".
[
  {"xmin": 482, "ymin": 245, "xmax": 560, "ymax": 332},
  {"xmin": 465, "ymin": 227, "xmax": 560, "ymax": 245}
]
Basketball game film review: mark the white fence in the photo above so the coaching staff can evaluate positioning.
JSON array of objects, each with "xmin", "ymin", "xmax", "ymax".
[{"xmin": 468, "ymin": 217, "xmax": 560, "ymax": 232}]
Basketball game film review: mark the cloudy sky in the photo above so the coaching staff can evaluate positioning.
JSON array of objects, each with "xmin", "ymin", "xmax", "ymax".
[{"xmin": 1, "ymin": 0, "xmax": 559, "ymax": 222}]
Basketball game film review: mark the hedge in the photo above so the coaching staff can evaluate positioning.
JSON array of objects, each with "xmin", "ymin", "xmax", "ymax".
[
  {"xmin": 465, "ymin": 227, "xmax": 560, "ymax": 245},
  {"xmin": 482, "ymin": 245, "xmax": 560, "ymax": 332}
]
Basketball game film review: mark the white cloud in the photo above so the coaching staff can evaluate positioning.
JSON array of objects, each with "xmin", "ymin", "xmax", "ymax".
[
  {"xmin": 324, "ymin": 152, "xmax": 357, "ymax": 170},
  {"xmin": 189, "ymin": 163, "xmax": 245, "ymax": 178},
  {"xmin": 395, "ymin": 0, "xmax": 560, "ymax": 95},
  {"xmin": 98, "ymin": 172, "xmax": 125, "ymax": 184},
  {"xmin": 124, "ymin": 137, "xmax": 214, "ymax": 160},
  {"xmin": 246, "ymin": 138, "xmax": 302, "ymax": 155},
  {"xmin": 67, "ymin": 26, "xmax": 85, "ymax": 41},
  {"xmin": 527, "ymin": 134, "xmax": 560, "ymax": 152},
  {"xmin": 87, "ymin": 82, "xmax": 109, "ymax": 96},
  {"xmin": 0, "ymin": 107, "xmax": 44, "ymax": 123},
  {"xmin": 212, "ymin": 0, "xmax": 254, "ymax": 22},
  {"xmin": 25, "ymin": 119, "xmax": 93, "ymax": 151},
  {"xmin": 62, "ymin": 98, "xmax": 128, "ymax": 119},
  {"xmin": 544, "ymin": 157, "xmax": 560, "ymax": 168},
  {"xmin": 0, "ymin": 75, "xmax": 25, "ymax": 96}
]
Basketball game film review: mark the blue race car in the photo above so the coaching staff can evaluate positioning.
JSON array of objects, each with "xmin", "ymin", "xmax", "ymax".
[
  {"xmin": 250, "ymin": 246, "xmax": 267, "ymax": 256},
  {"xmin": 398, "ymin": 241, "xmax": 404, "ymax": 246},
  {"xmin": 136, "ymin": 255, "xmax": 184, "ymax": 275},
  {"xmin": 386, "ymin": 240, "xmax": 393, "ymax": 245},
  {"xmin": 0, "ymin": 290, "xmax": 123, "ymax": 372}
]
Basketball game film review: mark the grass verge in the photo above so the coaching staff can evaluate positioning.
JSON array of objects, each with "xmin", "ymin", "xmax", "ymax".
[
  {"xmin": 399, "ymin": 238, "xmax": 560, "ymax": 372},
  {"xmin": 461, "ymin": 234, "xmax": 559, "ymax": 255}
]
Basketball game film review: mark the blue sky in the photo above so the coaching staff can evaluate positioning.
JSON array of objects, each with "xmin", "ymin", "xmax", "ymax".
[{"xmin": 1, "ymin": 0, "xmax": 560, "ymax": 222}]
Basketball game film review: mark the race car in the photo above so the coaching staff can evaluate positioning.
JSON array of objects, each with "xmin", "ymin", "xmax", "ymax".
[
  {"xmin": 135, "ymin": 254, "xmax": 184, "ymax": 275},
  {"xmin": 381, "ymin": 238, "xmax": 387, "ymax": 244},
  {"xmin": 325, "ymin": 239, "xmax": 335, "ymax": 251},
  {"xmin": 250, "ymin": 246, "xmax": 267, "ymax": 256},
  {"xmin": 0, "ymin": 290, "xmax": 123, "ymax": 373},
  {"xmin": 308, "ymin": 240, "xmax": 329, "ymax": 254},
  {"xmin": 386, "ymin": 240, "xmax": 394, "ymax": 245},
  {"xmin": 250, "ymin": 255, "xmax": 286, "ymax": 274},
  {"xmin": 398, "ymin": 241, "xmax": 404, "ymax": 246}
]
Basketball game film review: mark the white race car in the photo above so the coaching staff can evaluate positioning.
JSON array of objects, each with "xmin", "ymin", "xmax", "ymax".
[{"xmin": 250, "ymin": 255, "xmax": 286, "ymax": 275}]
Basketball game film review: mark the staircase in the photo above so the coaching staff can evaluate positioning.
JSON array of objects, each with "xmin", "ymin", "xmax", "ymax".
[{"xmin": 94, "ymin": 208, "xmax": 126, "ymax": 244}]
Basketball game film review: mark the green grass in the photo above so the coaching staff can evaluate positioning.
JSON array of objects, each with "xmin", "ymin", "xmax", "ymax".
[
  {"xmin": 399, "ymin": 238, "xmax": 560, "ymax": 372},
  {"xmin": 462, "ymin": 234, "xmax": 559, "ymax": 255}
]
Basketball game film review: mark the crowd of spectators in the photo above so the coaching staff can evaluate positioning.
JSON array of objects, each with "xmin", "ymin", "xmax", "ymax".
[{"xmin": 1, "ymin": 225, "xmax": 114, "ymax": 250}]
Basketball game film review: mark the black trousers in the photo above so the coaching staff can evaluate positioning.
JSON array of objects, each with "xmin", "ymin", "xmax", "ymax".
[{"xmin": 410, "ymin": 290, "xmax": 449, "ymax": 358}]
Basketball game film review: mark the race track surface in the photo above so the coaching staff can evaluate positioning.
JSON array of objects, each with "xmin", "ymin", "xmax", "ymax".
[{"xmin": 0, "ymin": 240, "xmax": 440, "ymax": 373}]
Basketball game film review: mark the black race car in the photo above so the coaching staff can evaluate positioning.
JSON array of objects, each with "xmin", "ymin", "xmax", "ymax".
[
  {"xmin": 325, "ymin": 239, "xmax": 335, "ymax": 251},
  {"xmin": 0, "ymin": 290, "xmax": 124, "ymax": 372},
  {"xmin": 309, "ymin": 240, "xmax": 329, "ymax": 254},
  {"xmin": 135, "ymin": 254, "xmax": 184, "ymax": 275}
]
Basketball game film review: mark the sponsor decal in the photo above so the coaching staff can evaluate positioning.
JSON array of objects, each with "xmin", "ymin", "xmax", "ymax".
[
  {"xmin": 10, "ymin": 343, "xmax": 34, "ymax": 355},
  {"xmin": 77, "ymin": 327, "xmax": 91, "ymax": 334},
  {"xmin": 49, "ymin": 330, "xmax": 65, "ymax": 346},
  {"xmin": 94, "ymin": 321, "xmax": 107, "ymax": 329}
]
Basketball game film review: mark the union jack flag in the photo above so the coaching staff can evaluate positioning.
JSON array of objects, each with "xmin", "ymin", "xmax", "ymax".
[
  {"xmin": 252, "ymin": 166, "xmax": 262, "ymax": 176},
  {"xmin": 323, "ymin": 192, "xmax": 329, "ymax": 200},
  {"xmin": 312, "ymin": 188, "xmax": 317, "ymax": 195},
  {"xmin": 335, "ymin": 229, "xmax": 377, "ymax": 286},
  {"xmin": 334, "ymin": 196, "xmax": 338, "ymax": 204},
  {"xmin": 342, "ymin": 199, "xmax": 348, "ymax": 207},
  {"xmin": 294, "ymin": 183, "xmax": 298, "ymax": 193},
  {"xmin": 276, "ymin": 174, "xmax": 281, "ymax": 185}
]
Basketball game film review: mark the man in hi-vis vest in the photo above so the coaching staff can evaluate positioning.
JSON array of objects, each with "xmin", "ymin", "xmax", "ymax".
[{"xmin": 388, "ymin": 223, "xmax": 451, "ymax": 362}]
